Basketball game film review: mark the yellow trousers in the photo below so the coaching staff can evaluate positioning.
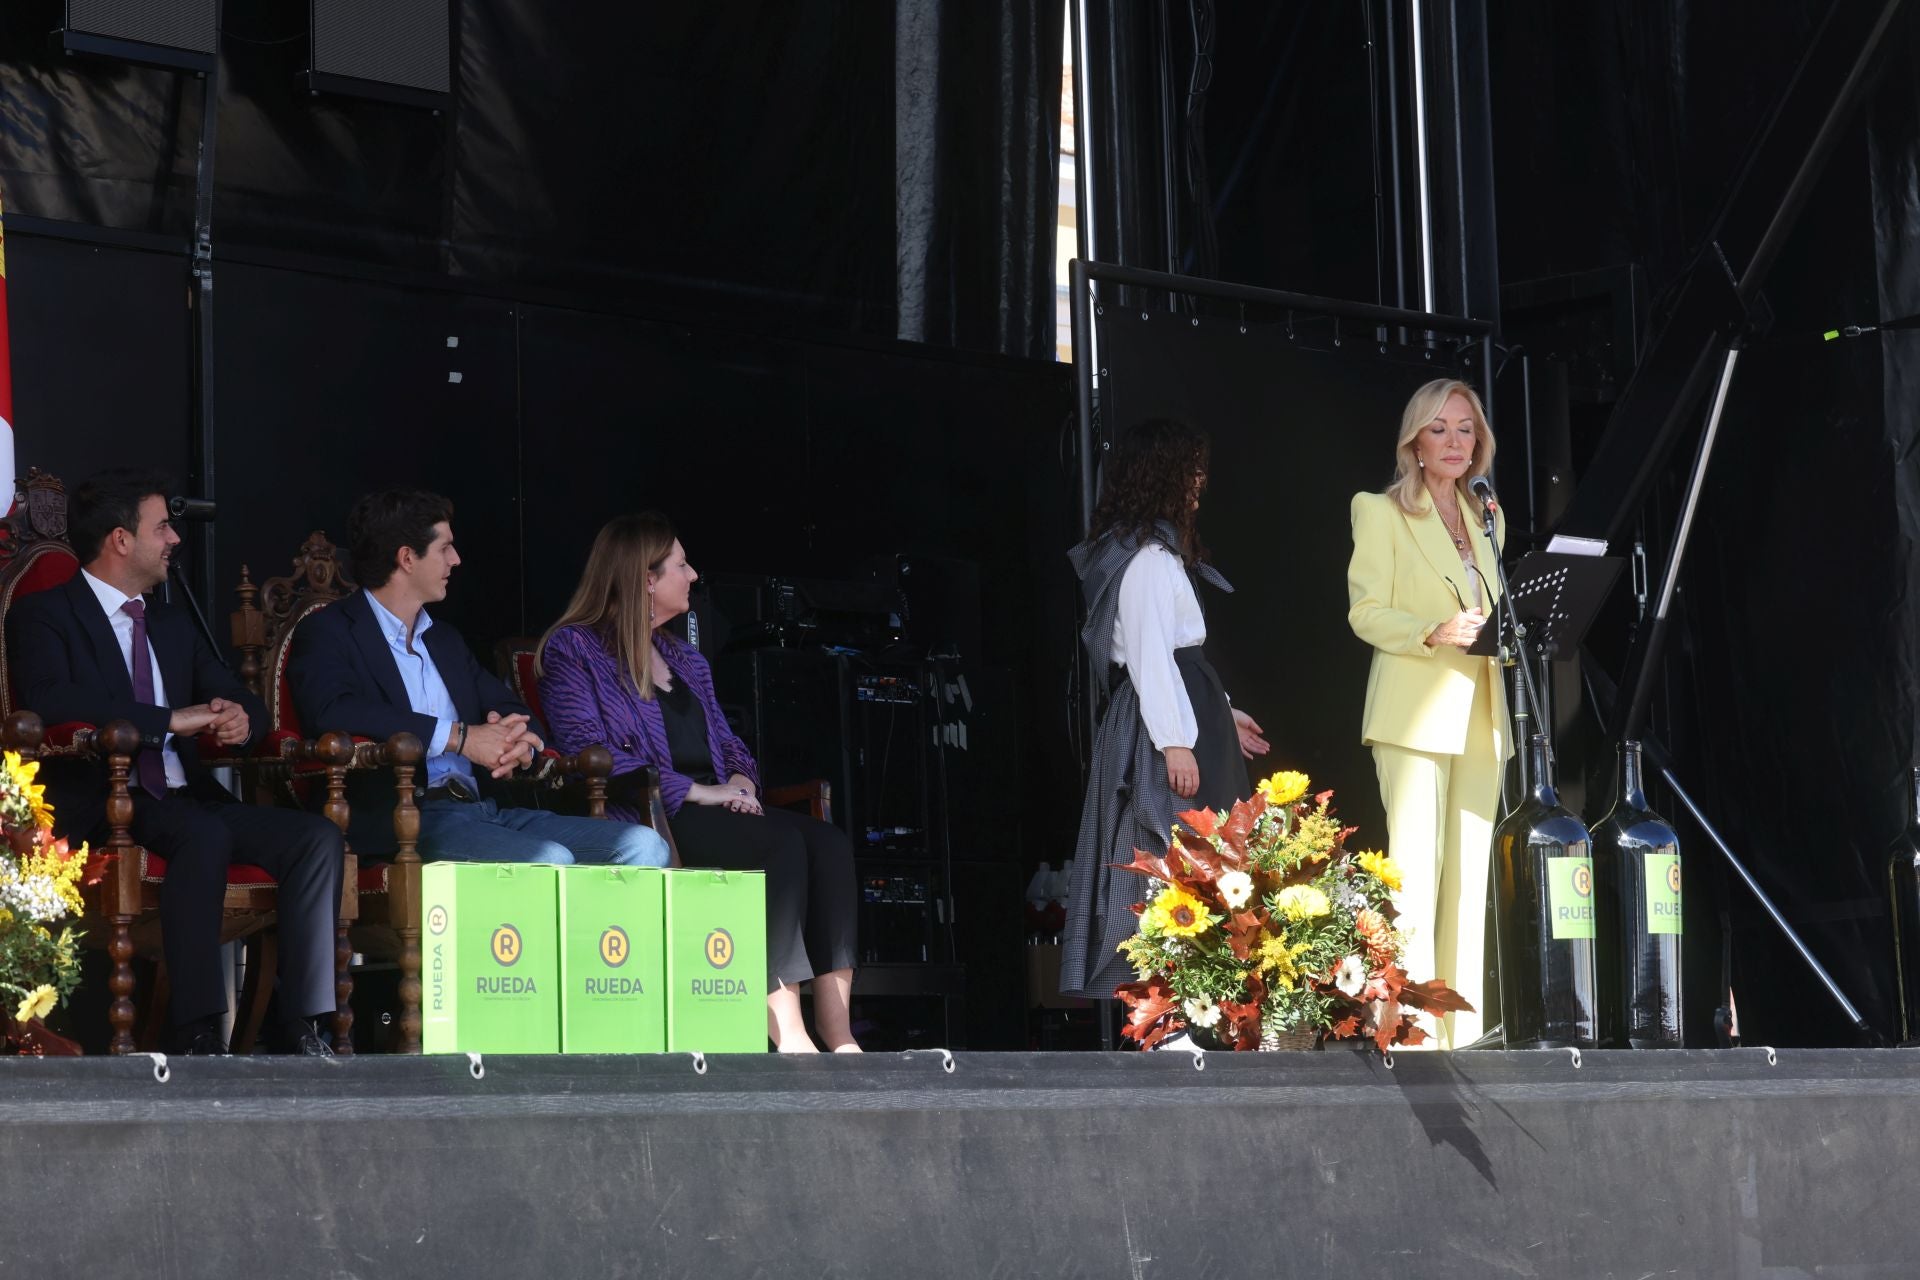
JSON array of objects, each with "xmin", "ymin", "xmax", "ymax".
[{"xmin": 1370, "ymin": 673, "xmax": 1501, "ymax": 1050}]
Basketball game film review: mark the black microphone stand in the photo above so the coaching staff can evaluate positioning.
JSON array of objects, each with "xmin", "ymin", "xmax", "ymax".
[
  {"xmin": 165, "ymin": 558, "xmax": 225, "ymax": 657},
  {"xmin": 1475, "ymin": 489, "xmax": 1550, "ymax": 759}
]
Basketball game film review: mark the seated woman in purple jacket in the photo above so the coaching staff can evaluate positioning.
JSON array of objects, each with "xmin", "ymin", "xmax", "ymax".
[{"xmin": 537, "ymin": 513, "xmax": 859, "ymax": 1053}]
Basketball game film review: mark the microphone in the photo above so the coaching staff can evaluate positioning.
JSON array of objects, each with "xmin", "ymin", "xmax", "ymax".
[{"xmin": 1467, "ymin": 474, "xmax": 1497, "ymax": 511}]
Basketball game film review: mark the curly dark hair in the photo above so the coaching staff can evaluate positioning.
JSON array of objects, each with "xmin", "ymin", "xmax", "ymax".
[{"xmin": 1088, "ymin": 418, "xmax": 1210, "ymax": 562}]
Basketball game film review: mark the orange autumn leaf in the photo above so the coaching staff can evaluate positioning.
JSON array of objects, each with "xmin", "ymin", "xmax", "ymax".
[
  {"xmin": 1397, "ymin": 976, "xmax": 1476, "ymax": 1015},
  {"xmin": 1223, "ymin": 910, "xmax": 1263, "ymax": 961},
  {"xmin": 1177, "ymin": 808, "xmax": 1218, "ymax": 839},
  {"xmin": 1327, "ymin": 1011, "xmax": 1364, "ymax": 1039}
]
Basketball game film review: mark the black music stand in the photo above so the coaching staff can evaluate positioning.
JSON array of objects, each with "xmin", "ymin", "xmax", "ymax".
[{"xmin": 1469, "ymin": 552, "xmax": 1624, "ymax": 662}]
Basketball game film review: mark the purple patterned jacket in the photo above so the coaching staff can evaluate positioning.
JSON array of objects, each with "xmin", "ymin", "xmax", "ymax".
[{"xmin": 538, "ymin": 624, "xmax": 760, "ymax": 820}]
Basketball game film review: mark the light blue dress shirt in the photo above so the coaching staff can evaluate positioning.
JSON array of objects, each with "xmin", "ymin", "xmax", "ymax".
[{"xmin": 363, "ymin": 591, "xmax": 477, "ymax": 792}]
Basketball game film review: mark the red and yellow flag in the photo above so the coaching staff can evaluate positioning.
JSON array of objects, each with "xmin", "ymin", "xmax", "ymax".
[{"xmin": 0, "ymin": 189, "xmax": 13, "ymax": 509}]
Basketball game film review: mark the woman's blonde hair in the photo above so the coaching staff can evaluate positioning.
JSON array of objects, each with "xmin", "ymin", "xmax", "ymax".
[
  {"xmin": 1385, "ymin": 379, "xmax": 1497, "ymax": 515},
  {"xmin": 536, "ymin": 512, "xmax": 677, "ymax": 700}
]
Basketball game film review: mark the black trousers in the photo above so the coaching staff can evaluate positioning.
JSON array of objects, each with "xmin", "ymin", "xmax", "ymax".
[
  {"xmin": 668, "ymin": 804, "xmax": 857, "ymax": 988},
  {"xmin": 108, "ymin": 793, "xmax": 346, "ymax": 1027}
]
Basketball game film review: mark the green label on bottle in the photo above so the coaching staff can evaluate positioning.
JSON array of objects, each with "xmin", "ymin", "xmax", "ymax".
[
  {"xmin": 1547, "ymin": 857, "xmax": 1596, "ymax": 940},
  {"xmin": 1645, "ymin": 851, "xmax": 1683, "ymax": 935}
]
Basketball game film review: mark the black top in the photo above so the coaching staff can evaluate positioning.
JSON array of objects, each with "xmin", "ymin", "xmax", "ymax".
[{"xmin": 658, "ymin": 678, "xmax": 719, "ymax": 784}]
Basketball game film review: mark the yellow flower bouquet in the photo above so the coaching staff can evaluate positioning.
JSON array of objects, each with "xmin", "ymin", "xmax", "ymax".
[
  {"xmin": 1113, "ymin": 769, "xmax": 1470, "ymax": 1051},
  {"xmin": 0, "ymin": 752, "xmax": 86, "ymax": 1050}
]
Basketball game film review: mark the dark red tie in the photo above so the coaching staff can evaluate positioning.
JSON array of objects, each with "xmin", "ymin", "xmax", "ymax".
[{"xmin": 120, "ymin": 599, "xmax": 168, "ymax": 798}]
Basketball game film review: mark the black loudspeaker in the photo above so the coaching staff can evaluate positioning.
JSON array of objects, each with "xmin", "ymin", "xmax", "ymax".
[
  {"xmin": 61, "ymin": 0, "xmax": 216, "ymax": 71},
  {"xmin": 309, "ymin": 0, "xmax": 450, "ymax": 108}
]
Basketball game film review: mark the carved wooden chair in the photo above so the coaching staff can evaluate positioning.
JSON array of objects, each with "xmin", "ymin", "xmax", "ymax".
[
  {"xmin": 233, "ymin": 534, "xmax": 614, "ymax": 1053},
  {"xmin": 0, "ymin": 470, "xmax": 356, "ymax": 1054}
]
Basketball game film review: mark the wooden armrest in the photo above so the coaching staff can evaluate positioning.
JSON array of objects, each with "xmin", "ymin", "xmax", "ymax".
[
  {"xmin": 764, "ymin": 779, "xmax": 833, "ymax": 824},
  {"xmin": 2, "ymin": 710, "xmax": 45, "ymax": 754}
]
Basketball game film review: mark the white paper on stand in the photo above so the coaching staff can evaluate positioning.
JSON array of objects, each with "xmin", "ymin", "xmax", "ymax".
[{"xmin": 1545, "ymin": 534, "xmax": 1608, "ymax": 557}]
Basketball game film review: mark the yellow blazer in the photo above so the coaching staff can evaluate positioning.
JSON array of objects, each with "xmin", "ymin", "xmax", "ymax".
[{"xmin": 1347, "ymin": 489, "xmax": 1512, "ymax": 760}]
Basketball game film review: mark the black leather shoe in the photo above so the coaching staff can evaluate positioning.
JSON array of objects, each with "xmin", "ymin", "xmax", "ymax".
[
  {"xmin": 165, "ymin": 1022, "xmax": 230, "ymax": 1056},
  {"xmin": 285, "ymin": 1021, "xmax": 335, "ymax": 1058}
]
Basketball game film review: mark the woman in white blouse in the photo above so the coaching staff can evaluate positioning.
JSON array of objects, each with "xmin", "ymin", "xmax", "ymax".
[{"xmin": 1059, "ymin": 419, "xmax": 1268, "ymax": 999}]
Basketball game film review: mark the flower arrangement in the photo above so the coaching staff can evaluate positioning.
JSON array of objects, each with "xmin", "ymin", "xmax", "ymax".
[
  {"xmin": 1114, "ymin": 769, "xmax": 1470, "ymax": 1051},
  {"xmin": 0, "ymin": 751, "xmax": 85, "ymax": 1041}
]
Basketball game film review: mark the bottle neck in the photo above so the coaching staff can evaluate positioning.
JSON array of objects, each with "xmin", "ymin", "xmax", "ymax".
[
  {"xmin": 1528, "ymin": 735, "xmax": 1556, "ymax": 804},
  {"xmin": 1621, "ymin": 741, "xmax": 1648, "ymax": 809}
]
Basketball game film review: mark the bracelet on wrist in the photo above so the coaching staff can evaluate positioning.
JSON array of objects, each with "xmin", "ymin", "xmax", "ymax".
[{"xmin": 453, "ymin": 721, "xmax": 468, "ymax": 755}]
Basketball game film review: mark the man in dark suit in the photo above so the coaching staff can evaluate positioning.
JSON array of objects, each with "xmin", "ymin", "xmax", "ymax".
[
  {"xmin": 287, "ymin": 488, "xmax": 666, "ymax": 867},
  {"xmin": 8, "ymin": 470, "xmax": 344, "ymax": 1055}
]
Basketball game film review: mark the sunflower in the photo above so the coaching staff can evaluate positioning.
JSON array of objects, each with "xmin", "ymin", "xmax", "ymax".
[
  {"xmin": 1354, "ymin": 850, "xmax": 1403, "ymax": 894},
  {"xmin": 1273, "ymin": 884, "xmax": 1332, "ymax": 922},
  {"xmin": 1144, "ymin": 886, "xmax": 1213, "ymax": 938},
  {"xmin": 1256, "ymin": 770, "xmax": 1311, "ymax": 808},
  {"xmin": 3, "ymin": 752, "xmax": 51, "ymax": 831}
]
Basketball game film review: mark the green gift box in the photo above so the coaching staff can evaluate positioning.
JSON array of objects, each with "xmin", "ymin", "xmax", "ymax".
[
  {"xmin": 663, "ymin": 868, "xmax": 767, "ymax": 1053},
  {"xmin": 558, "ymin": 865, "xmax": 666, "ymax": 1053},
  {"xmin": 421, "ymin": 862, "xmax": 560, "ymax": 1054}
]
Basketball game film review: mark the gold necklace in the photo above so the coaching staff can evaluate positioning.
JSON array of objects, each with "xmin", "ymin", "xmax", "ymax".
[{"xmin": 1436, "ymin": 503, "xmax": 1468, "ymax": 551}]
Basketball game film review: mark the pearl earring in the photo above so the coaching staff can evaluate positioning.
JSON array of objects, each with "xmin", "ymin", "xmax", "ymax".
[{"xmin": 1418, "ymin": 457, "xmax": 1426, "ymax": 469}]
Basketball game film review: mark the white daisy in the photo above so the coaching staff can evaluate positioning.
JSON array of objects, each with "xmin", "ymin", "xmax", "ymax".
[
  {"xmin": 1182, "ymin": 997, "xmax": 1222, "ymax": 1028},
  {"xmin": 1216, "ymin": 870, "xmax": 1255, "ymax": 910},
  {"xmin": 1334, "ymin": 954, "xmax": 1367, "ymax": 998}
]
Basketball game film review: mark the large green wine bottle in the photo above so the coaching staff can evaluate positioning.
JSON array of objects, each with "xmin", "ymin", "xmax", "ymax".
[
  {"xmin": 1494, "ymin": 733, "xmax": 1598, "ymax": 1047},
  {"xmin": 1592, "ymin": 740, "xmax": 1683, "ymax": 1047}
]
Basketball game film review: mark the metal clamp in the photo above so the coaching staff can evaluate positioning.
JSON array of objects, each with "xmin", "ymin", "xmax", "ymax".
[
  {"xmin": 1380, "ymin": 1049, "xmax": 1395, "ymax": 1070},
  {"xmin": 1758, "ymin": 1045, "xmax": 1777, "ymax": 1066},
  {"xmin": 689, "ymin": 1052, "xmax": 707, "ymax": 1076},
  {"xmin": 144, "ymin": 1052, "xmax": 170, "ymax": 1084},
  {"xmin": 1187, "ymin": 1045, "xmax": 1206, "ymax": 1071},
  {"xmin": 466, "ymin": 1052, "xmax": 485, "ymax": 1080},
  {"xmin": 1565, "ymin": 1046, "xmax": 1583, "ymax": 1069},
  {"xmin": 906, "ymin": 1048, "xmax": 956, "ymax": 1074}
]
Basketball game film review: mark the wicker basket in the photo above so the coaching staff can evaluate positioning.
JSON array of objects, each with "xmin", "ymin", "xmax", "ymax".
[{"xmin": 1257, "ymin": 1025, "xmax": 1319, "ymax": 1051}]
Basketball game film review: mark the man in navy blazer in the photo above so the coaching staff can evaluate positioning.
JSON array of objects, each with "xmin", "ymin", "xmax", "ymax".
[
  {"xmin": 8, "ymin": 471, "xmax": 344, "ymax": 1055},
  {"xmin": 287, "ymin": 489, "xmax": 666, "ymax": 869}
]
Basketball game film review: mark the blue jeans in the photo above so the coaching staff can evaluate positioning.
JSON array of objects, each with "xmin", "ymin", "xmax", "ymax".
[{"xmin": 417, "ymin": 798, "xmax": 670, "ymax": 867}]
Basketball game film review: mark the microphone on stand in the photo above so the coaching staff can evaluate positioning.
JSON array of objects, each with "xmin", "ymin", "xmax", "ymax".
[{"xmin": 1467, "ymin": 475, "xmax": 1499, "ymax": 538}]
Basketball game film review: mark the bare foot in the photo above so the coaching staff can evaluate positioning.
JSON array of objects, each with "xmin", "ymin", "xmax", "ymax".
[
  {"xmin": 829, "ymin": 1042, "xmax": 863, "ymax": 1054},
  {"xmin": 775, "ymin": 1039, "xmax": 821, "ymax": 1054}
]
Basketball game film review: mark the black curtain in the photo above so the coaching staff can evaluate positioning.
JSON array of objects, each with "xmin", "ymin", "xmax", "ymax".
[
  {"xmin": 1490, "ymin": 0, "xmax": 1920, "ymax": 1044},
  {"xmin": 894, "ymin": 1, "xmax": 1064, "ymax": 358},
  {"xmin": 0, "ymin": 0, "xmax": 1065, "ymax": 360}
]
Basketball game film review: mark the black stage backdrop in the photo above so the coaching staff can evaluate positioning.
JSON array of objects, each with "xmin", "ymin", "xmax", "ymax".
[
  {"xmin": 0, "ymin": 0, "xmax": 1064, "ymax": 360},
  {"xmin": 1489, "ymin": 1, "xmax": 1920, "ymax": 1044},
  {"xmin": 1094, "ymin": 309, "xmax": 1481, "ymax": 848}
]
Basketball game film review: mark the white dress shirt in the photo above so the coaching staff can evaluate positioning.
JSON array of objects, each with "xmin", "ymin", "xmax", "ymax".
[
  {"xmin": 81, "ymin": 569, "xmax": 188, "ymax": 789},
  {"xmin": 1111, "ymin": 543, "xmax": 1207, "ymax": 751}
]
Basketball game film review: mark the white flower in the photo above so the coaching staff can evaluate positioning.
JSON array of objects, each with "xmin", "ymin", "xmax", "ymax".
[
  {"xmin": 1334, "ymin": 954, "xmax": 1367, "ymax": 998},
  {"xmin": 1183, "ymin": 997, "xmax": 1222, "ymax": 1028},
  {"xmin": 1216, "ymin": 870, "xmax": 1254, "ymax": 910}
]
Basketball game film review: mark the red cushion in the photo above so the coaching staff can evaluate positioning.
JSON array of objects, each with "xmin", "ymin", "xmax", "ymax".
[
  {"xmin": 356, "ymin": 862, "xmax": 391, "ymax": 894},
  {"xmin": 3, "ymin": 544, "xmax": 80, "ymax": 711},
  {"xmin": 511, "ymin": 649, "xmax": 547, "ymax": 725},
  {"xmin": 139, "ymin": 850, "xmax": 279, "ymax": 887},
  {"xmin": 14, "ymin": 547, "xmax": 78, "ymax": 598}
]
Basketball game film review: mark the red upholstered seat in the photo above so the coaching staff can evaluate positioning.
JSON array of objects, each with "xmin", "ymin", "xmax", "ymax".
[{"xmin": 140, "ymin": 851, "xmax": 279, "ymax": 887}]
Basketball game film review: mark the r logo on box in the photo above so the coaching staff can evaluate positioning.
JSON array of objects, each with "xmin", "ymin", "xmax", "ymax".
[
  {"xmin": 491, "ymin": 923, "xmax": 523, "ymax": 967},
  {"xmin": 600, "ymin": 925, "xmax": 631, "ymax": 968},
  {"xmin": 427, "ymin": 905, "xmax": 448, "ymax": 935},
  {"xmin": 704, "ymin": 928, "xmax": 735, "ymax": 969}
]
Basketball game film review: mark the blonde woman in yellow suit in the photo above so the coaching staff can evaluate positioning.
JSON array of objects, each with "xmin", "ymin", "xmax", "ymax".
[{"xmin": 1347, "ymin": 379, "xmax": 1511, "ymax": 1050}]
